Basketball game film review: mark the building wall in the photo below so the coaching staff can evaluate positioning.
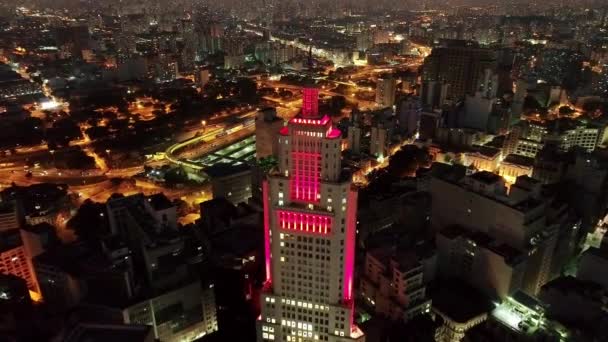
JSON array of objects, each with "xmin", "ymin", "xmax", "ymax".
[
  {"xmin": 375, "ymin": 78, "xmax": 396, "ymax": 108},
  {"xmin": 370, "ymin": 126, "xmax": 388, "ymax": 158},
  {"xmin": 578, "ymin": 249, "xmax": 608, "ymax": 289},
  {"xmin": 360, "ymin": 251, "xmax": 429, "ymax": 322},
  {"xmin": 256, "ymin": 109, "xmax": 284, "ymax": 159},
  {"xmin": 211, "ymin": 169, "xmax": 253, "ymax": 205},
  {"xmin": 34, "ymin": 263, "xmax": 83, "ymax": 311},
  {"xmin": 0, "ymin": 209, "xmax": 20, "ymax": 232},
  {"xmin": 0, "ymin": 245, "xmax": 37, "ymax": 292},
  {"xmin": 436, "ymin": 232, "xmax": 524, "ymax": 299},
  {"xmin": 430, "ymin": 177, "xmax": 546, "ymax": 249},
  {"xmin": 347, "ymin": 126, "xmax": 361, "ymax": 154}
]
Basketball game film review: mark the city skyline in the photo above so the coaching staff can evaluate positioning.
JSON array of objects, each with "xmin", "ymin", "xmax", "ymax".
[{"xmin": 1, "ymin": 1, "xmax": 608, "ymax": 342}]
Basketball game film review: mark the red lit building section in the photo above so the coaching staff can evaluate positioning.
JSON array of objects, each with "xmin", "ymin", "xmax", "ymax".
[
  {"xmin": 277, "ymin": 210, "xmax": 332, "ymax": 235},
  {"xmin": 290, "ymin": 151, "xmax": 321, "ymax": 202},
  {"xmin": 301, "ymin": 88, "xmax": 319, "ymax": 118},
  {"xmin": 262, "ymin": 180, "xmax": 272, "ymax": 283}
]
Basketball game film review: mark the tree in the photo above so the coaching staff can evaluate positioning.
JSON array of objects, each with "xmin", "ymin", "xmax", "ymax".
[
  {"xmin": 387, "ymin": 145, "xmax": 431, "ymax": 177},
  {"xmin": 47, "ymin": 118, "xmax": 82, "ymax": 147},
  {"xmin": 14, "ymin": 117, "xmax": 44, "ymax": 146},
  {"xmin": 558, "ymin": 106, "xmax": 575, "ymax": 116},
  {"xmin": 67, "ymin": 200, "xmax": 109, "ymax": 242},
  {"xmin": 236, "ymin": 78, "xmax": 258, "ymax": 102}
]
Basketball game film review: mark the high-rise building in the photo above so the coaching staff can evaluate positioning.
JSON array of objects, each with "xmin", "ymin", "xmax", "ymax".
[
  {"xmin": 257, "ymin": 88, "xmax": 365, "ymax": 342},
  {"xmin": 375, "ymin": 77, "xmax": 396, "ymax": 108},
  {"xmin": 462, "ymin": 69, "xmax": 499, "ymax": 131},
  {"xmin": 420, "ymin": 81, "xmax": 449, "ymax": 110},
  {"xmin": 370, "ymin": 123, "xmax": 390, "ymax": 159},
  {"xmin": 431, "ymin": 169, "xmax": 568, "ymax": 299},
  {"xmin": 347, "ymin": 125, "xmax": 362, "ymax": 154},
  {"xmin": 397, "ymin": 97, "xmax": 420, "ymax": 136},
  {"xmin": 256, "ymin": 107, "xmax": 284, "ymax": 160},
  {"xmin": 0, "ymin": 229, "xmax": 39, "ymax": 294},
  {"xmin": 0, "ymin": 201, "xmax": 19, "ymax": 233},
  {"xmin": 422, "ymin": 40, "xmax": 496, "ymax": 100}
]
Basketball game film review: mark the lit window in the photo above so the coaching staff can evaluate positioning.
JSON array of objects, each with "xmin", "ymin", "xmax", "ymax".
[
  {"xmin": 280, "ymin": 257, "xmax": 285, "ymax": 262},
  {"xmin": 279, "ymin": 192, "xmax": 284, "ymax": 198}
]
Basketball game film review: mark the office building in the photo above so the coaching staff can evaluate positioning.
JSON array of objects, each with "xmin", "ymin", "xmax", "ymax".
[{"xmin": 257, "ymin": 87, "xmax": 365, "ymax": 341}]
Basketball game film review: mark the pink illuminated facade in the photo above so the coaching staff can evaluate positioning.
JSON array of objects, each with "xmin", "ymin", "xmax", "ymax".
[
  {"xmin": 257, "ymin": 88, "xmax": 365, "ymax": 342},
  {"xmin": 302, "ymin": 88, "xmax": 320, "ymax": 118}
]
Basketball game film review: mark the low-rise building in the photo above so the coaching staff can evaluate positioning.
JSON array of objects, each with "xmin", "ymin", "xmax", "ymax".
[
  {"xmin": 204, "ymin": 163, "xmax": 252, "ymax": 205},
  {"xmin": 465, "ymin": 146, "xmax": 501, "ymax": 172},
  {"xmin": 360, "ymin": 247, "xmax": 432, "ymax": 322},
  {"xmin": 498, "ymin": 154, "xmax": 535, "ymax": 184}
]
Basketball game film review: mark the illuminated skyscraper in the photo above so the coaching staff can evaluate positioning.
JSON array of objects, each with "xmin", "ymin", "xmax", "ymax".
[{"xmin": 257, "ymin": 88, "xmax": 365, "ymax": 342}]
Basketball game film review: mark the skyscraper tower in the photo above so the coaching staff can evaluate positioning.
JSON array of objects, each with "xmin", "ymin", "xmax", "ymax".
[{"xmin": 257, "ymin": 89, "xmax": 365, "ymax": 342}]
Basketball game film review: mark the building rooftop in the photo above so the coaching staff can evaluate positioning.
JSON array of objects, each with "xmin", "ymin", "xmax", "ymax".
[
  {"xmin": 0, "ymin": 229, "xmax": 22, "ymax": 254},
  {"xmin": 147, "ymin": 193, "xmax": 173, "ymax": 211},
  {"xmin": 470, "ymin": 145, "xmax": 501, "ymax": 159},
  {"xmin": 503, "ymin": 154, "xmax": 535, "ymax": 167},
  {"xmin": 21, "ymin": 222, "xmax": 56, "ymax": 235},
  {"xmin": 63, "ymin": 323, "xmax": 153, "ymax": 342},
  {"xmin": 469, "ymin": 171, "xmax": 502, "ymax": 184},
  {"xmin": 431, "ymin": 279, "xmax": 494, "ymax": 323},
  {"xmin": 439, "ymin": 225, "xmax": 523, "ymax": 265},
  {"xmin": 34, "ymin": 243, "xmax": 112, "ymax": 277},
  {"xmin": 541, "ymin": 276, "xmax": 604, "ymax": 296},
  {"xmin": 0, "ymin": 201, "xmax": 16, "ymax": 215},
  {"xmin": 204, "ymin": 162, "xmax": 251, "ymax": 178}
]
